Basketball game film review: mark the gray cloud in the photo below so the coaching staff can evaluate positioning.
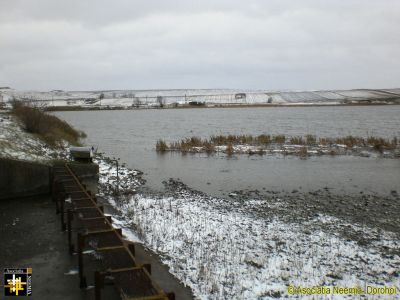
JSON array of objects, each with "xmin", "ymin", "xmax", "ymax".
[{"xmin": 0, "ymin": 0, "xmax": 399, "ymax": 90}]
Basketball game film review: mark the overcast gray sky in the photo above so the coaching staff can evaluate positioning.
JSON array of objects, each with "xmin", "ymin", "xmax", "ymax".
[{"xmin": 0, "ymin": 0, "xmax": 399, "ymax": 91}]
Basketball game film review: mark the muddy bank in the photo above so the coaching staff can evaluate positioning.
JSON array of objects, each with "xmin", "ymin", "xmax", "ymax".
[
  {"xmin": 115, "ymin": 177, "xmax": 400, "ymax": 298},
  {"xmin": 166, "ymin": 179, "xmax": 400, "ymax": 241},
  {"xmin": 233, "ymin": 189, "xmax": 400, "ymax": 255},
  {"xmin": 96, "ymin": 153, "xmax": 400, "ymax": 253},
  {"xmin": 92, "ymin": 149, "xmax": 400, "ymax": 299}
]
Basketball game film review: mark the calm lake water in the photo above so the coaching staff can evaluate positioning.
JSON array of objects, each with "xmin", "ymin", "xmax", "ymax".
[{"xmin": 56, "ymin": 106, "xmax": 400, "ymax": 196}]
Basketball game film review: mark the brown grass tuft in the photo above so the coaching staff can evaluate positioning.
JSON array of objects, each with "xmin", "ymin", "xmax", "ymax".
[
  {"xmin": 305, "ymin": 134, "xmax": 317, "ymax": 145},
  {"xmin": 319, "ymin": 137, "xmax": 334, "ymax": 146},
  {"xmin": 225, "ymin": 143, "xmax": 234, "ymax": 156},
  {"xmin": 335, "ymin": 136, "xmax": 365, "ymax": 148},
  {"xmin": 273, "ymin": 135, "xmax": 286, "ymax": 144},
  {"xmin": 290, "ymin": 136, "xmax": 305, "ymax": 145},
  {"xmin": 156, "ymin": 139, "xmax": 168, "ymax": 152},
  {"xmin": 203, "ymin": 141, "xmax": 216, "ymax": 154},
  {"xmin": 299, "ymin": 146, "xmax": 308, "ymax": 158},
  {"xmin": 257, "ymin": 134, "xmax": 271, "ymax": 145},
  {"xmin": 12, "ymin": 101, "xmax": 85, "ymax": 146}
]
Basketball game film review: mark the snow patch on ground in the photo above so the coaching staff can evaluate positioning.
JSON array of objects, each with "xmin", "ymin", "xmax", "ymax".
[
  {"xmin": 111, "ymin": 195, "xmax": 399, "ymax": 299},
  {"xmin": 96, "ymin": 159, "xmax": 400, "ymax": 299}
]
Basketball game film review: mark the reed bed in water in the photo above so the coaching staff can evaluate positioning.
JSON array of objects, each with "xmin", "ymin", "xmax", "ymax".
[{"xmin": 156, "ymin": 134, "xmax": 399, "ymax": 154}]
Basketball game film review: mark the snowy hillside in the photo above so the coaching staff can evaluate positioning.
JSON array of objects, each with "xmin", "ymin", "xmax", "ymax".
[{"xmin": 1, "ymin": 87, "xmax": 399, "ymax": 109}]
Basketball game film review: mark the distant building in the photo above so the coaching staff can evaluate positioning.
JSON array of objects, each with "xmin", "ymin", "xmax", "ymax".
[
  {"xmin": 235, "ymin": 93, "xmax": 246, "ymax": 100},
  {"xmin": 188, "ymin": 101, "xmax": 205, "ymax": 106},
  {"xmin": 84, "ymin": 98, "xmax": 98, "ymax": 104}
]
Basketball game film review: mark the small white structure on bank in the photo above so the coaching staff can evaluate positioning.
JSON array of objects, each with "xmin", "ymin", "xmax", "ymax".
[{"xmin": 69, "ymin": 146, "xmax": 94, "ymax": 163}]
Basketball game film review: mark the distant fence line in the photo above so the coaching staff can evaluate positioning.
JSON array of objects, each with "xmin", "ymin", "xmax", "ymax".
[
  {"xmin": 10, "ymin": 89, "xmax": 400, "ymax": 107},
  {"xmin": 14, "ymin": 92, "xmax": 274, "ymax": 106}
]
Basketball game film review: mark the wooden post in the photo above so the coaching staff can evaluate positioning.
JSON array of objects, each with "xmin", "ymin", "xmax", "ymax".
[
  {"xmin": 60, "ymin": 193, "xmax": 66, "ymax": 231},
  {"xmin": 67, "ymin": 209, "xmax": 74, "ymax": 254},
  {"xmin": 55, "ymin": 189, "xmax": 60, "ymax": 214},
  {"xmin": 142, "ymin": 264, "xmax": 151, "ymax": 274},
  {"xmin": 94, "ymin": 271, "xmax": 103, "ymax": 300},
  {"xmin": 127, "ymin": 243, "xmax": 135, "ymax": 256},
  {"xmin": 78, "ymin": 233, "xmax": 87, "ymax": 288},
  {"xmin": 167, "ymin": 292, "xmax": 176, "ymax": 300}
]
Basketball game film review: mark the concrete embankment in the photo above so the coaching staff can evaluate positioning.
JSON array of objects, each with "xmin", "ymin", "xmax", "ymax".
[
  {"xmin": 0, "ymin": 158, "xmax": 99, "ymax": 200},
  {"xmin": 0, "ymin": 158, "xmax": 51, "ymax": 200}
]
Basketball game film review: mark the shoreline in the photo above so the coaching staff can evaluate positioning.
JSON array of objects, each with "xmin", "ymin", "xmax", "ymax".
[{"xmin": 107, "ymin": 174, "xmax": 400, "ymax": 299}]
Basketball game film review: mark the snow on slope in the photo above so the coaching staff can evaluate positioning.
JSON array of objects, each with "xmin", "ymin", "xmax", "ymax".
[{"xmin": 0, "ymin": 112, "xmax": 67, "ymax": 161}]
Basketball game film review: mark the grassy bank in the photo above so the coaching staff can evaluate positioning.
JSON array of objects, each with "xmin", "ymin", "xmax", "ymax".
[{"xmin": 11, "ymin": 101, "xmax": 86, "ymax": 146}]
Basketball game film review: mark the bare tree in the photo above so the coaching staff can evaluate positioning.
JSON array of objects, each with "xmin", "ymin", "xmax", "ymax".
[
  {"xmin": 157, "ymin": 96, "xmax": 165, "ymax": 108},
  {"xmin": 132, "ymin": 97, "xmax": 141, "ymax": 108},
  {"xmin": 99, "ymin": 93, "xmax": 105, "ymax": 106}
]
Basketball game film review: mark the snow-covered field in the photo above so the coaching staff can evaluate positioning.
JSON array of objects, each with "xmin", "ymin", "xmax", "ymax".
[{"xmin": 1, "ymin": 87, "xmax": 399, "ymax": 109}]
